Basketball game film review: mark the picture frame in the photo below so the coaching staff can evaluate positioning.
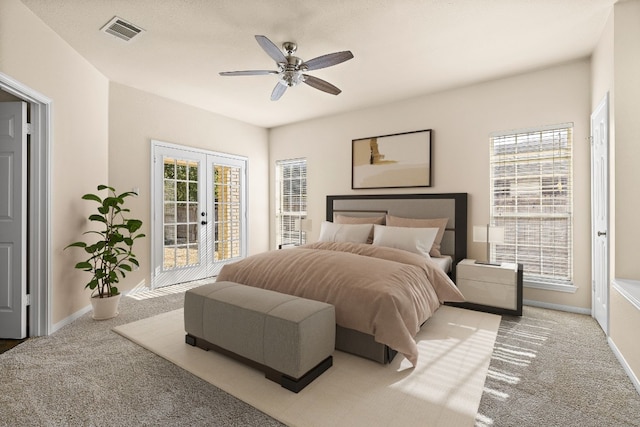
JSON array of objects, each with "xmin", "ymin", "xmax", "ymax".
[{"xmin": 351, "ymin": 129, "xmax": 432, "ymax": 189}]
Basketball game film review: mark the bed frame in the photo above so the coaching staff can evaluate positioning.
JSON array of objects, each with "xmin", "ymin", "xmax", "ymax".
[{"xmin": 326, "ymin": 192, "xmax": 468, "ymax": 364}]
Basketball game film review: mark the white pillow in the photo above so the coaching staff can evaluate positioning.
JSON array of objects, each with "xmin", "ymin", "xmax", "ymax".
[
  {"xmin": 318, "ymin": 221, "xmax": 373, "ymax": 244},
  {"xmin": 372, "ymin": 224, "xmax": 438, "ymax": 257}
]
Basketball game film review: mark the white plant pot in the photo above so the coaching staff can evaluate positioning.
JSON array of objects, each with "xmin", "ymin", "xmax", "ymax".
[{"xmin": 90, "ymin": 293, "xmax": 122, "ymax": 320}]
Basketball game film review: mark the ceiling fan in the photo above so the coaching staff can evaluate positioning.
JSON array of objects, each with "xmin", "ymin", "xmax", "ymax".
[{"xmin": 219, "ymin": 35, "xmax": 354, "ymax": 101}]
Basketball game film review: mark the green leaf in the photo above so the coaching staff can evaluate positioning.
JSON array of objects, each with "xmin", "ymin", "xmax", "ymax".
[
  {"xmin": 82, "ymin": 193, "xmax": 102, "ymax": 203},
  {"xmin": 75, "ymin": 261, "xmax": 92, "ymax": 270},
  {"xmin": 97, "ymin": 184, "xmax": 115, "ymax": 192},
  {"xmin": 110, "ymin": 233, "xmax": 124, "ymax": 244},
  {"xmin": 86, "ymin": 278, "xmax": 98, "ymax": 290},
  {"xmin": 129, "ymin": 258, "xmax": 139, "ymax": 266},
  {"xmin": 103, "ymin": 197, "xmax": 119, "ymax": 208},
  {"xmin": 127, "ymin": 219, "xmax": 143, "ymax": 233},
  {"xmin": 105, "ymin": 254, "xmax": 118, "ymax": 264},
  {"xmin": 120, "ymin": 264, "xmax": 132, "ymax": 272},
  {"xmin": 65, "ymin": 242, "xmax": 86, "ymax": 250},
  {"xmin": 110, "ymin": 286, "xmax": 119, "ymax": 296},
  {"xmin": 88, "ymin": 214, "xmax": 107, "ymax": 223},
  {"xmin": 86, "ymin": 243, "xmax": 99, "ymax": 253}
]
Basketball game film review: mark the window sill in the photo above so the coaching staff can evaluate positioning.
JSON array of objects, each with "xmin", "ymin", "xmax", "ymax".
[
  {"xmin": 524, "ymin": 280, "xmax": 577, "ymax": 293},
  {"xmin": 613, "ymin": 278, "xmax": 640, "ymax": 311}
]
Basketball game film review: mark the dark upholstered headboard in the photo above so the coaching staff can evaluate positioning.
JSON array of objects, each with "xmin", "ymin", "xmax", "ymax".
[{"xmin": 326, "ymin": 193, "xmax": 467, "ymax": 280}]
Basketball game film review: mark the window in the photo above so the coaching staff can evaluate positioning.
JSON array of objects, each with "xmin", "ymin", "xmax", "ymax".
[
  {"xmin": 276, "ymin": 159, "xmax": 307, "ymax": 248},
  {"xmin": 490, "ymin": 124, "xmax": 573, "ymax": 288}
]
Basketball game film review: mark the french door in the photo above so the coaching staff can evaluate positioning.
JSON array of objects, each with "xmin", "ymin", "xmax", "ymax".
[{"xmin": 151, "ymin": 141, "xmax": 246, "ymax": 288}]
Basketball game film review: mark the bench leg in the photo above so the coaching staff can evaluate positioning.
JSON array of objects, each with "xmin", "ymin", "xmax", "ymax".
[
  {"xmin": 185, "ymin": 334, "xmax": 197, "ymax": 346},
  {"xmin": 266, "ymin": 356, "xmax": 333, "ymax": 393},
  {"xmin": 185, "ymin": 334, "xmax": 332, "ymax": 393}
]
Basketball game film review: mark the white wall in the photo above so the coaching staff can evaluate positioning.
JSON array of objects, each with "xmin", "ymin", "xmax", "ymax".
[
  {"xmin": 109, "ymin": 83, "xmax": 270, "ymax": 293},
  {"xmin": 270, "ymin": 60, "xmax": 592, "ymax": 310},
  {"xmin": 613, "ymin": 0, "xmax": 640, "ymax": 280},
  {"xmin": 0, "ymin": 0, "xmax": 109, "ymax": 324},
  {"xmin": 591, "ymin": 8, "xmax": 615, "ymax": 280},
  {"xmin": 609, "ymin": 0, "xmax": 640, "ymax": 388}
]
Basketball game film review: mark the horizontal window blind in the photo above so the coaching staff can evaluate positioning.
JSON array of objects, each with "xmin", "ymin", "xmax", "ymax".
[
  {"xmin": 276, "ymin": 159, "xmax": 307, "ymax": 247},
  {"xmin": 490, "ymin": 124, "xmax": 573, "ymax": 285}
]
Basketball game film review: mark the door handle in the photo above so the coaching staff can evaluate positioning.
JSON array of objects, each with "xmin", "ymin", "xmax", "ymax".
[
  {"xmin": 597, "ymin": 231, "xmax": 606, "ymax": 236},
  {"xmin": 201, "ymin": 221, "xmax": 207, "ymax": 225}
]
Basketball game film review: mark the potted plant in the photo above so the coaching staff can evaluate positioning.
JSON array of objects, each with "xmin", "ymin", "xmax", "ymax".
[{"xmin": 65, "ymin": 185, "xmax": 145, "ymax": 320}]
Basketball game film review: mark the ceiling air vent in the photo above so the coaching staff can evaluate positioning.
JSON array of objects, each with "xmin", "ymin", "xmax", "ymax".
[{"xmin": 101, "ymin": 16, "xmax": 144, "ymax": 42}]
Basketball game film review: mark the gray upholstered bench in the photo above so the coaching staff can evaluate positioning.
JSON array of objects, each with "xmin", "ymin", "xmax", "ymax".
[{"xmin": 184, "ymin": 281, "xmax": 335, "ymax": 392}]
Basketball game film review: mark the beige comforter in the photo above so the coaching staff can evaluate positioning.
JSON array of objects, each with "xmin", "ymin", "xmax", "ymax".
[{"xmin": 216, "ymin": 241, "xmax": 465, "ymax": 366}]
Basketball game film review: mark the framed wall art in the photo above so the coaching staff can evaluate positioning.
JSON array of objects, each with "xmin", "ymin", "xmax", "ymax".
[{"xmin": 351, "ymin": 129, "xmax": 432, "ymax": 189}]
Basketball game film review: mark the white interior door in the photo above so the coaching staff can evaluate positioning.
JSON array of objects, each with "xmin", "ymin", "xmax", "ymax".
[
  {"xmin": 151, "ymin": 142, "xmax": 246, "ymax": 288},
  {"xmin": 0, "ymin": 101, "xmax": 27, "ymax": 339},
  {"xmin": 591, "ymin": 93, "xmax": 609, "ymax": 334}
]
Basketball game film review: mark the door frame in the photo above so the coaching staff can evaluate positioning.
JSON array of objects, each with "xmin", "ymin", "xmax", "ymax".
[
  {"xmin": 0, "ymin": 72, "xmax": 52, "ymax": 337},
  {"xmin": 150, "ymin": 140, "xmax": 248, "ymax": 289}
]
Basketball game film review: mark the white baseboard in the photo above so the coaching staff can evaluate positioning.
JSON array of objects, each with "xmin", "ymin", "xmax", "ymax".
[
  {"xmin": 51, "ymin": 304, "xmax": 92, "ymax": 334},
  {"xmin": 50, "ymin": 288, "xmax": 140, "ymax": 334},
  {"xmin": 523, "ymin": 299, "xmax": 591, "ymax": 315},
  {"xmin": 608, "ymin": 337, "xmax": 640, "ymax": 396}
]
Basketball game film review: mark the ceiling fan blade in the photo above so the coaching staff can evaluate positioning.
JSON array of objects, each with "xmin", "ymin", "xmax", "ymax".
[
  {"xmin": 271, "ymin": 82, "xmax": 288, "ymax": 101},
  {"xmin": 302, "ymin": 75, "xmax": 341, "ymax": 95},
  {"xmin": 219, "ymin": 70, "xmax": 278, "ymax": 76},
  {"xmin": 304, "ymin": 51, "xmax": 354, "ymax": 71},
  {"xmin": 255, "ymin": 35, "xmax": 286, "ymax": 63}
]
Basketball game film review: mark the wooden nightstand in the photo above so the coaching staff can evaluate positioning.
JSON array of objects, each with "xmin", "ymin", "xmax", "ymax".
[{"xmin": 453, "ymin": 259, "xmax": 523, "ymax": 316}]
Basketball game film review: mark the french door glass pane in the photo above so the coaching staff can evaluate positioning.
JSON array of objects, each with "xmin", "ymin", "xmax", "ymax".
[
  {"xmin": 163, "ymin": 157, "xmax": 200, "ymax": 270},
  {"xmin": 213, "ymin": 164, "xmax": 241, "ymax": 261}
]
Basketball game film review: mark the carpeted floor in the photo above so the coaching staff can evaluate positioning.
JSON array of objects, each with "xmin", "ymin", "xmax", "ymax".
[
  {"xmin": 477, "ymin": 307, "xmax": 640, "ymax": 427},
  {"xmin": 1, "ymin": 284, "xmax": 639, "ymax": 427}
]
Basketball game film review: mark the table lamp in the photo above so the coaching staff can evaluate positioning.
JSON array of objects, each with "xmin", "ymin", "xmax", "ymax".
[{"xmin": 473, "ymin": 224, "xmax": 504, "ymax": 265}]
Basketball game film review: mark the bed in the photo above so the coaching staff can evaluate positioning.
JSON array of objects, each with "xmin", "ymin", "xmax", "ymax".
[{"xmin": 216, "ymin": 193, "xmax": 468, "ymax": 365}]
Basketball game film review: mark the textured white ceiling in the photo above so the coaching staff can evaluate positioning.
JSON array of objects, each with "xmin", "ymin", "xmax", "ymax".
[{"xmin": 20, "ymin": 0, "xmax": 615, "ymax": 128}]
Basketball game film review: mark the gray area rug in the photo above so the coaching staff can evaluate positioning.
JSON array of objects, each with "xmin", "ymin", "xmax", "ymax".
[{"xmin": 1, "ymin": 284, "xmax": 639, "ymax": 427}]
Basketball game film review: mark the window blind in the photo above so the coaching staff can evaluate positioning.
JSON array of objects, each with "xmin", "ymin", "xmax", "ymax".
[
  {"xmin": 490, "ymin": 124, "xmax": 573, "ymax": 286},
  {"xmin": 276, "ymin": 159, "xmax": 307, "ymax": 247}
]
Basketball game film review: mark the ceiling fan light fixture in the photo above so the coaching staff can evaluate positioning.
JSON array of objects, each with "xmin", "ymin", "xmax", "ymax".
[{"xmin": 280, "ymin": 70, "xmax": 305, "ymax": 87}]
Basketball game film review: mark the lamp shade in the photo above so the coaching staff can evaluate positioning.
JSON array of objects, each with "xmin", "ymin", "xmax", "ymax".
[
  {"xmin": 299, "ymin": 219, "xmax": 313, "ymax": 232},
  {"xmin": 473, "ymin": 225, "xmax": 504, "ymax": 243},
  {"xmin": 473, "ymin": 226, "xmax": 488, "ymax": 242},
  {"xmin": 294, "ymin": 218, "xmax": 313, "ymax": 232}
]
